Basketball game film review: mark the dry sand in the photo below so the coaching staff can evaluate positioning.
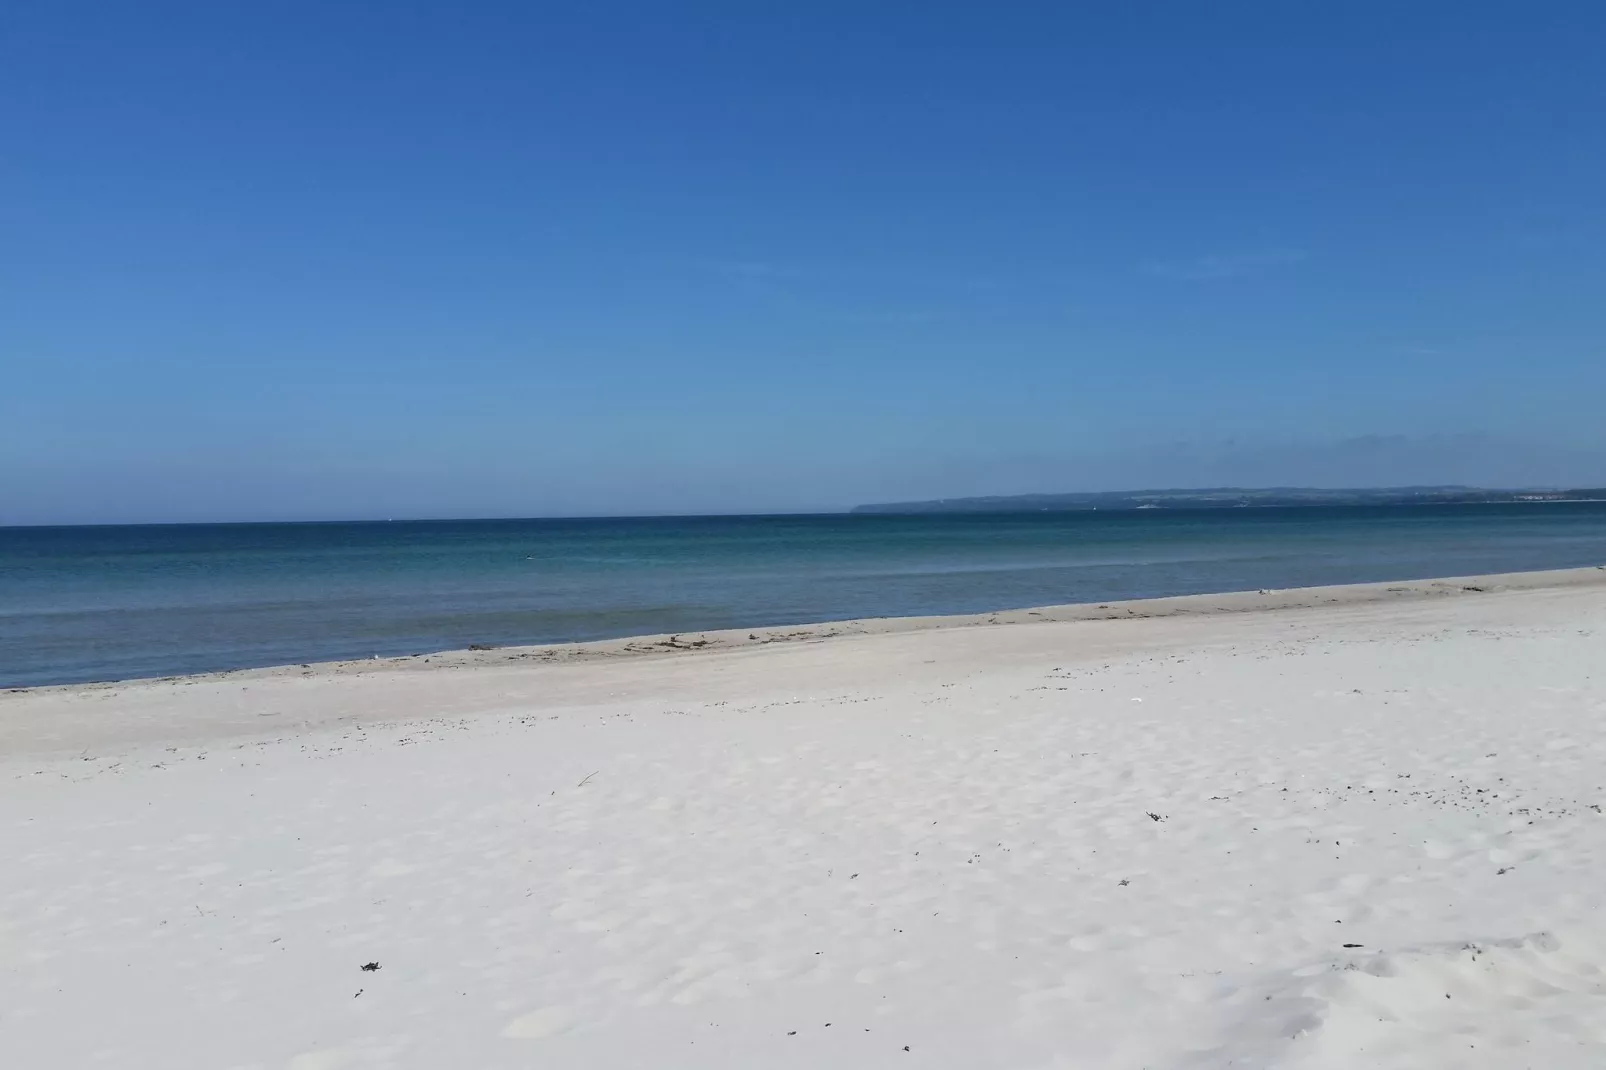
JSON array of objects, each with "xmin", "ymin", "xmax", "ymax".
[{"xmin": 3, "ymin": 566, "xmax": 1606, "ymax": 1067}]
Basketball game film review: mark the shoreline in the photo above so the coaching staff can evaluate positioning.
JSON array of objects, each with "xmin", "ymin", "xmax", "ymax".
[
  {"xmin": 4, "ymin": 563, "xmax": 1603, "ymax": 758},
  {"xmin": 8, "ymin": 562, "xmax": 1603, "ymax": 698}
]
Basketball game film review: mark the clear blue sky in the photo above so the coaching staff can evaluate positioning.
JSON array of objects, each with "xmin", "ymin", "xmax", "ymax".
[{"xmin": 3, "ymin": 2, "xmax": 1603, "ymax": 523}]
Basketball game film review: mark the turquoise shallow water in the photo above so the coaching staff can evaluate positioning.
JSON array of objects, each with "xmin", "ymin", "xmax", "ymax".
[{"xmin": 3, "ymin": 504, "xmax": 1605, "ymax": 687}]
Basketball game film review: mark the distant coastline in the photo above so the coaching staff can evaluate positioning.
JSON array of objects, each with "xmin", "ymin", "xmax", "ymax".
[{"xmin": 851, "ymin": 485, "xmax": 1606, "ymax": 514}]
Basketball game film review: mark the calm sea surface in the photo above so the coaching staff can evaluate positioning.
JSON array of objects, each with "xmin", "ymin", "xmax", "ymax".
[{"xmin": 3, "ymin": 504, "xmax": 1605, "ymax": 688}]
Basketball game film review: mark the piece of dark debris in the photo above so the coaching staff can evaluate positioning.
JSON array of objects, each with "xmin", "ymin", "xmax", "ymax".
[
  {"xmin": 1146, "ymin": 812, "xmax": 1164, "ymax": 822},
  {"xmin": 1342, "ymin": 943, "xmax": 1364, "ymax": 948},
  {"xmin": 361, "ymin": 961, "xmax": 381, "ymax": 972}
]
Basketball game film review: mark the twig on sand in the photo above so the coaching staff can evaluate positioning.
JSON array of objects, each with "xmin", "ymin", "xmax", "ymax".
[{"xmin": 578, "ymin": 771, "xmax": 599, "ymax": 788}]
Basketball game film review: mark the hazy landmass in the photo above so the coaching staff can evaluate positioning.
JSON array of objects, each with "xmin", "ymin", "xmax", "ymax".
[{"xmin": 852, "ymin": 485, "xmax": 1606, "ymax": 514}]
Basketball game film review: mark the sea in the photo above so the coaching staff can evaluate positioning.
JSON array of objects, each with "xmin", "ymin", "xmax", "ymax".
[{"xmin": 3, "ymin": 503, "xmax": 1605, "ymax": 688}]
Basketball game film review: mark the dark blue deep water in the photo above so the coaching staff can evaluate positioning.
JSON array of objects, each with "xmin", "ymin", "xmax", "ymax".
[{"xmin": 3, "ymin": 504, "xmax": 1605, "ymax": 687}]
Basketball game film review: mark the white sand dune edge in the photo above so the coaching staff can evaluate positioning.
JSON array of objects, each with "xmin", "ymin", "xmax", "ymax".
[{"xmin": 3, "ymin": 564, "xmax": 1606, "ymax": 1067}]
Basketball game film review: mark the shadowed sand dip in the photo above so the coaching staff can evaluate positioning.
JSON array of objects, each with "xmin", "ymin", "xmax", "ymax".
[{"xmin": 3, "ymin": 566, "xmax": 1606, "ymax": 1067}]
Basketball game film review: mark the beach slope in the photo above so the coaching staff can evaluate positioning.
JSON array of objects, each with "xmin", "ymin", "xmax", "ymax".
[{"xmin": 3, "ymin": 568, "xmax": 1606, "ymax": 1067}]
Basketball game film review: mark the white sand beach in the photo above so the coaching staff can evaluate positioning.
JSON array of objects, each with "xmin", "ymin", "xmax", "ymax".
[{"xmin": 4, "ymin": 567, "xmax": 1606, "ymax": 1068}]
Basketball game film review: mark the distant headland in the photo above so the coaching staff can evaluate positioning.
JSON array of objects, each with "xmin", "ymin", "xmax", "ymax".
[{"xmin": 851, "ymin": 486, "xmax": 1606, "ymax": 514}]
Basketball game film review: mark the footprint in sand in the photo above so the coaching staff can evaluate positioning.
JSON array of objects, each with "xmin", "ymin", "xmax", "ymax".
[
  {"xmin": 287, "ymin": 1051, "xmax": 349, "ymax": 1070},
  {"xmin": 502, "ymin": 1005, "xmax": 576, "ymax": 1039}
]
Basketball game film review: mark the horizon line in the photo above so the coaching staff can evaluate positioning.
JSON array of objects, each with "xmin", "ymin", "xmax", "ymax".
[{"xmin": 7, "ymin": 484, "xmax": 1606, "ymax": 529}]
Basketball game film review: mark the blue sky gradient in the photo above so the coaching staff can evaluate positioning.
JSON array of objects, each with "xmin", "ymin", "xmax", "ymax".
[{"xmin": 3, "ymin": 2, "xmax": 1603, "ymax": 522}]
